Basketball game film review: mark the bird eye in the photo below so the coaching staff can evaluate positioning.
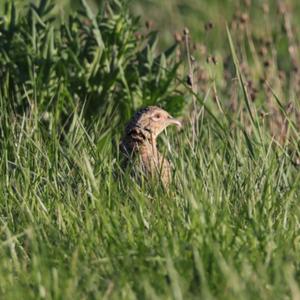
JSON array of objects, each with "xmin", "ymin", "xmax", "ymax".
[{"xmin": 154, "ymin": 113, "xmax": 161, "ymax": 119}]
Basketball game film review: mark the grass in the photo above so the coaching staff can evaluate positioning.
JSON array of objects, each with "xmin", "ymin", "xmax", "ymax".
[
  {"xmin": 1, "ymin": 0, "xmax": 300, "ymax": 299},
  {"xmin": 2, "ymin": 92, "xmax": 300, "ymax": 300}
]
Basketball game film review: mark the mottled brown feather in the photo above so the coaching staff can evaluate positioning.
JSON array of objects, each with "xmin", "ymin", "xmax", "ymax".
[{"xmin": 120, "ymin": 106, "xmax": 181, "ymax": 187}]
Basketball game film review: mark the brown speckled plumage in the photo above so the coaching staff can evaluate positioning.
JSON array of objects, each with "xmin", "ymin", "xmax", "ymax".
[{"xmin": 120, "ymin": 106, "xmax": 181, "ymax": 187}]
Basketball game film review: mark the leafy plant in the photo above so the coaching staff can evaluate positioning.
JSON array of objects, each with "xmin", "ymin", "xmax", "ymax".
[{"xmin": 0, "ymin": 0, "xmax": 182, "ymax": 128}]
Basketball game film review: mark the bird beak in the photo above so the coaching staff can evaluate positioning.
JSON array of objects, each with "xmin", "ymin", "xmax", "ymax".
[{"xmin": 167, "ymin": 117, "xmax": 182, "ymax": 128}]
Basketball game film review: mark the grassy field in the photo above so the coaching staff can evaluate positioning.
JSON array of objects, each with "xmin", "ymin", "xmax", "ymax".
[{"xmin": 1, "ymin": 0, "xmax": 300, "ymax": 299}]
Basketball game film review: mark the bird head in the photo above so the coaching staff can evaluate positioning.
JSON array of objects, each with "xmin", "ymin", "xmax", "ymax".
[{"xmin": 126, "ymin": 106, "xmax": 182, "ymax": 140}]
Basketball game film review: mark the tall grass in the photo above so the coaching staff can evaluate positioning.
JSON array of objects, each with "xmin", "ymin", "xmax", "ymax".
[{"xmin": 1, "ymin": 0, "xmax": 300, "ymax": 299}]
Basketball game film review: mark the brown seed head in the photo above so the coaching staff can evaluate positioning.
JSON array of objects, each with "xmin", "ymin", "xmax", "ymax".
[
  {"xmin": 240, "ymin": 13, "xmax": 249, "ymax": 24},
  {"xmin": 204, "ymin": 22, "xmax": 213, "ymax": 31},
  {"xmin": 244, "ymin": 0, "xmax": 251, "ymax": 7},
  {"xmin": 145, "ymin": 20, "xmax": 154, "ymax": 30},
  {"xmin": 174, "ymin": 31, "xmax": 182, "ymax": 43},
  {"xmin": 262, "ymin": 3, "xmax": 269, "ymax": 14},
  {"xmin": 183, "ymin": 27, "xmax": 190, "ymax": 36},
  {"xmin": 258, "ymin": 46, "xmax": 268, "ymax": 57}
]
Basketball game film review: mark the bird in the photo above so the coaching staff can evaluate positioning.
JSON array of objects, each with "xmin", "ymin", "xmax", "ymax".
[{"xmin": 120, "ymin": 106, "xmax": 181, "ymax": 187}]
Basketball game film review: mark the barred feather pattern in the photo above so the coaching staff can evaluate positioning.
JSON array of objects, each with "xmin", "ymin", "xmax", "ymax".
[{"xmin": 120, "ymin": 106, "xmax": 175, "ymax": 187}]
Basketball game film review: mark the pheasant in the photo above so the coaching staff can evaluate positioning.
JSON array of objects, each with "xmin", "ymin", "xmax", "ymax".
[{"xmin": 120, "ymin": 106, "xmax": 181, "ymax": 187}]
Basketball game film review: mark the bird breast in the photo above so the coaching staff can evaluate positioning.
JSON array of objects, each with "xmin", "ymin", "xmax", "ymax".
[{"xmin": 120, "ymin": 129, "xmax": 172, "ymax": 186}]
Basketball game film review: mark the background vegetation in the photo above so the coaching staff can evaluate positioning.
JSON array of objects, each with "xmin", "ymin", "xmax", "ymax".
[{"xmin": 1, "ymin": 0, "xmax": 300, "ymax": 299}]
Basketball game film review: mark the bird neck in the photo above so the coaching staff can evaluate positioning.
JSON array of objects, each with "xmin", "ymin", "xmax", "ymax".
[
  {"xmin": 138, "ymin": 138, "xmax": 160, "ymax": 166},
  {"xmin": 124, "ymin": 126, "xmax": 159, "ymax": 157},
  {"xmin": 134, "ymin": 132, "xmax": 158, "ymax": 154},
  {"xmin": 140, "ymin": 137, "xmax": 158, "ymax": 154}
]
